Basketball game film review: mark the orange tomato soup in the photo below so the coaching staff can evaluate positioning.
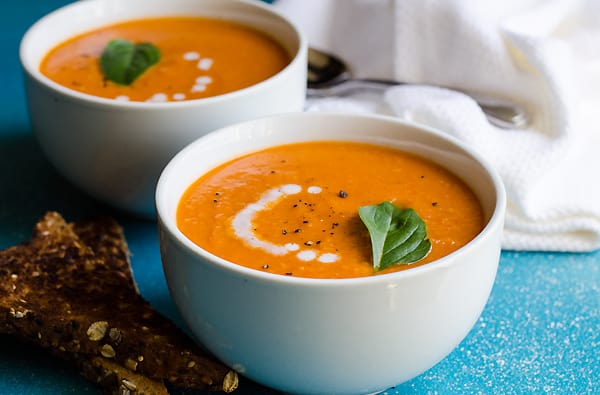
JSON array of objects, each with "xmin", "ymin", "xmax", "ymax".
[
  {"xmin": 40, "ymin": 17, "xmax": 290, "ymax": 102},
  {"xmin": 177, "ymin": 141, "xmax": 485, "ymax": 279}
]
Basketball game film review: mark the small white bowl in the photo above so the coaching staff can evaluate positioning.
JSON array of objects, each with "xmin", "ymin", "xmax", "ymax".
[
  {"xmin": 20, "ymin": 0, "xmax": 306, "ymax": 217},
  {"xmin": 156, "ymin": 113, "xmax": 506, "ymax": 395}
]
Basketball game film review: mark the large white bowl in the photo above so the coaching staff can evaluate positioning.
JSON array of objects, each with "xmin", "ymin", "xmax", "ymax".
[
  {"xmin": 156, "ymin": 113, "xmax": 506, "ymax": 395},
  {"xmin": 20, "ymin": 0, "xmax": 306, "ymax": 217}
]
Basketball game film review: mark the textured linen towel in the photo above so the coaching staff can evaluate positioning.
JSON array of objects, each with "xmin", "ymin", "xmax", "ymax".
[{"xmin": 274, "ymin": 0, "xmax": 600, "ymax": 252}]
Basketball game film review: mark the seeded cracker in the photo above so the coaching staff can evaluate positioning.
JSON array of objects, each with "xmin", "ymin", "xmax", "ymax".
[{"xmin": 0, "ymin": 212, "xmax": 238, "ymax": 394}]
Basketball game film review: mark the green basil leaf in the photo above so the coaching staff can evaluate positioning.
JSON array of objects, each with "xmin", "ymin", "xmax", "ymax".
[
  {"xmin": 358, "ymin": 201, "xmax": 432, "ymax": 271},
  {"xmin": 100, "ymin": 39, "xmax": 160, "ymax": 85}
]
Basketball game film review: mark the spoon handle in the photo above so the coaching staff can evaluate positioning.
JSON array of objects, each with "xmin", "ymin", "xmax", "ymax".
[{"xmin": 307, "ymin": 78, "xmax": 529, "ymax": 130}]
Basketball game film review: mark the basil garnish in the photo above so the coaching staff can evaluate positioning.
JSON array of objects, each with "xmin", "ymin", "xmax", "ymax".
[
  {"xmin": 100, "ymin": 39, "xmax": 160, "ymax": 85},
  {"xmin": 358, "ymin": 201, "xmax": 431, "ymax": 271}
]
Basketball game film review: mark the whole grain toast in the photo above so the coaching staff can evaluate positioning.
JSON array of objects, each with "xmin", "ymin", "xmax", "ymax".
[{"xmin": 0, "ymin": 211, "xmax": 238, "ymax": 394}]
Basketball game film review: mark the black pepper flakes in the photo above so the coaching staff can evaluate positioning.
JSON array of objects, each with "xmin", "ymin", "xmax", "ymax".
[
  {"xmin": 338, "ymin": 190, "xmax": 348, "ymax": 198},
  {"xmin": 262, "ymin": 264, "xmax": 269, "ymax": 269},
  {"xmin": 282, "ymin": 229, "xmax": 287, "ymax": 235},
  {"xmin": 285, "ymin": 272, "xmax": 293, "ymax": 276},
  {"xmin": 294, "ymin": 228, "xmax": 302, "ymax": 233},
  {"xmin": 432, "ymin": 202, "xmax": 438, "ymax": 207}
]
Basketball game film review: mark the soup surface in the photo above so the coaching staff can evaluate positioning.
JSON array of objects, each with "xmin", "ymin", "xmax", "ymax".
[
  {"xmin": 40, "ymin": 17, "xmax": 290, "ymax": 102},
  {"xmin": 177, "ymin": 141, "xmax": 485, "ymax": 279}
]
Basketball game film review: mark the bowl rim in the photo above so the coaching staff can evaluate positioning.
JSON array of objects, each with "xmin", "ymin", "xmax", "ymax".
[
  {"xmin": 156, "ymin": 112, "xmax": 507, "ymax": 287},
  {"xmin": 18, "ymin": 0, "xmax": 307, "ymax": 109}
]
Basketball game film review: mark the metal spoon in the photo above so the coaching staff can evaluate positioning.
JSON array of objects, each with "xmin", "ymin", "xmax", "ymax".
[{"xmin": 307, "ymin": 47, "xmax": 529, "ymax": 129}]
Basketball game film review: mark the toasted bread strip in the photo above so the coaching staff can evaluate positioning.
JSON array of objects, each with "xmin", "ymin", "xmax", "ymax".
[
  {"xmin": 80, "ymin": 357, "xmax": 169, "ymax": 395},
  {"xmin": 0, "ymin": 212, "xmax": 238, "ymax": 393}
]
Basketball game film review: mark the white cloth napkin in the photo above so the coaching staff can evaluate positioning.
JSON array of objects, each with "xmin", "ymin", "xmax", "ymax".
[{"xmin": 274, "ymin": 0, "xmax": 600, "ymax": 252}]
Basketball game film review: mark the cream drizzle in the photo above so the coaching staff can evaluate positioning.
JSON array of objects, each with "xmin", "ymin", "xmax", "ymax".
[{"xmin": 231, "ymin": 184, "xmax": 340, "ymax": 263}]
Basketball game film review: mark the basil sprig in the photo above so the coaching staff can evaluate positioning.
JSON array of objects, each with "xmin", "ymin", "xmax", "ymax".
[
  {"xmin": 100, "ymin": 39, "xmax": 160, "ymax": 85},
  {"xmin": 358, "ymin": 201, "xmax": 431, "ymax": 271}
]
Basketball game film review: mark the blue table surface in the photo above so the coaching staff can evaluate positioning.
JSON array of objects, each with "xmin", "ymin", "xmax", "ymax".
[{"xmin": 1, "ymin": 2, "xmax": 598, "ymax": 394}]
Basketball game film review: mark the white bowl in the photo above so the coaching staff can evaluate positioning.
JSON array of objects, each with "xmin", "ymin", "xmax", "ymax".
[
  {"xmin": 20, "ymin": 0, "xmax": 306, "ymax": 217},
  {"xmin": 156, "ymin": 113, "xmax": 506, "ymax": 395}
]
